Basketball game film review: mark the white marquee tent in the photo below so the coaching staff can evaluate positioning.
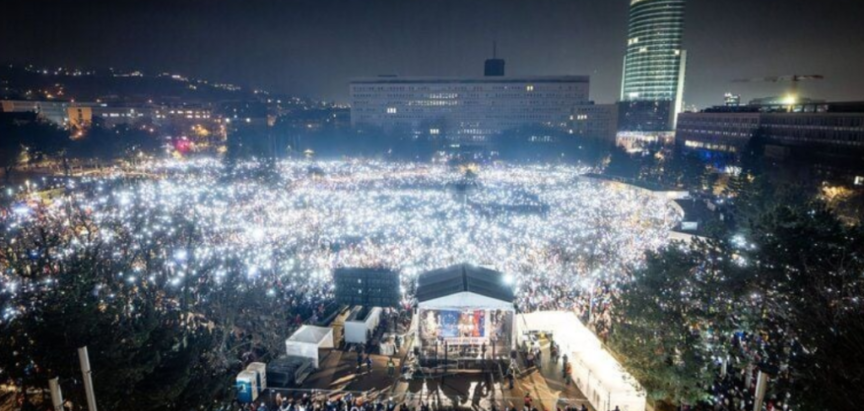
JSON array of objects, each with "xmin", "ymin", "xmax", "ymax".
[
  {"xmin": 285, "ymin": 325, "xmax": 334, "ymax": 368},
  {"xmin": 518, "ymin": 311, "xmax": 646, "ymax": 411},
  {"xmin": 414, "ymin": 264, "xmax": 517, "ymax": 363},
  {"xmin": 344, "ymin": 306, "xmax": 383, "ymax": 344}
]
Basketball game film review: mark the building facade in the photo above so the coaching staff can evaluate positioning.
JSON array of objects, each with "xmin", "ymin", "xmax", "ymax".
[
  {"xmin": 677, "ymin": 111, "xmax": 761, "ymax": 153},
  {"xmin": 349, "ymin": 76, "xmax": 590, "ymax": 142},
  {"xmin": 677, "ymin": 102, "xmax": 864, "ymax": 181},
  {"xmin": 678, "ymin": 102, "xmax": 864, "ymax": 152},
  {"xmin": 1, "ymin": 100, "xmax": 72, "ymax": 126},
  {"xmin": 619, "ymin": 0, "xmax": 687, "ymax": 131},
  {"xmin": 570, "ymin": 103, "xmax": 619, "ymax": 142}
]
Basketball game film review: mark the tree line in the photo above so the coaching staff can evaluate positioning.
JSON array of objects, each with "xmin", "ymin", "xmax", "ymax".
[{"xmin": 610, "ymin": 157, "xmax": 864, "ymax": 410}]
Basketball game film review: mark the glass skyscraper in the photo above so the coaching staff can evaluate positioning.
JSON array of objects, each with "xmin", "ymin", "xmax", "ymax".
[{"xmin": 619, "ymin": 0, "xmax": 686, "ymax": 131}]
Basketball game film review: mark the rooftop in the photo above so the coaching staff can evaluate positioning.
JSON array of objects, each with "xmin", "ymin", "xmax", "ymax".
[
  {"xmin": 415, "ymin": 263, "xmax": 514, "ymax": 303},
  {"xmin": 350, "ymin": 75, "xmax": 589, "ymax": 85}
]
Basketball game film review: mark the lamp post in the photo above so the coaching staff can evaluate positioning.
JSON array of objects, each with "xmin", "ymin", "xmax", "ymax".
[
  {"xmin": 78, "ymin": 346, "xmax": 98, "ymax": 411},
  {"xmin": 48, "ymin": 378, "xmax": 63, "ymax": 411},
  {"xmin": 583, "ymin": 270, "xmax": 600, "ymax": 325}
]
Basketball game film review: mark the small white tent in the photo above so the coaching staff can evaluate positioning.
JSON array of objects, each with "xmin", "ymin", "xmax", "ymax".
[
  {"xmin": 285, "ymin": 325, "xmax": 334, "ymax": 368},
  {"xmin": 518, "ymin": 311, "xmax": 646, "ymax": 411},
  {"xmin": 344, "ymin": 306, "xmax": 383, "ymax": 344}
]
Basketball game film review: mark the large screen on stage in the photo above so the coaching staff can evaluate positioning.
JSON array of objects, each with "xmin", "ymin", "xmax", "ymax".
[
  {"xmin": 434, "ymin": 309, "xmax": 485, "ymax": 338},
  {"xmin": 418, "ymin": 308, "xmax": 512, "ymax": 347}
]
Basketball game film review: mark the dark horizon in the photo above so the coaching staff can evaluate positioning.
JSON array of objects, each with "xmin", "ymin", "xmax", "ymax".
[{"xmin": 3, "ymin": 0, "xmax": 864, "ymax": 108}]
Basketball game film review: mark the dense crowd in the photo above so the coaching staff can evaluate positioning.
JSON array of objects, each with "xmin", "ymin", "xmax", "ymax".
[
  {"xmin": 1, "ymin": 158, "xmax": 686, "ymax": 410},
  {"xmin": 1, "ymin": 159, "xmax": 680, "ymax": 326}
]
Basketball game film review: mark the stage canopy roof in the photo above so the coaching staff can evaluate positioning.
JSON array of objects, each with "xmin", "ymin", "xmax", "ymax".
[{"xmin": 416, "ymin": 263, "xmax": 514, "ymax": 304}]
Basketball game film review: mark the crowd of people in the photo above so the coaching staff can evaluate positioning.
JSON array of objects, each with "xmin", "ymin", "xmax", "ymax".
[
  {"xmin": 1, "ymin": 158, "xmax": 679, "ymax": 326},
  {"xmin": 1, "ymin": 158, "xmax": 684, "ymax": 410}
]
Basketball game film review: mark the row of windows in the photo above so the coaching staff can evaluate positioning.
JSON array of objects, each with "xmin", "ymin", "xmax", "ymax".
[
  {"xmin": 352, "ymin": 93, "xmax": 584, "ymax": 100},
  {"xmin": 351, "ymin": 85, "xmax": 583, "ymax": 92}
]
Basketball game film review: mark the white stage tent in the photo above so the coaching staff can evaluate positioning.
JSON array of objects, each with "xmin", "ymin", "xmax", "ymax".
[
  {"xmin": 414, "ymin": 264, "xmax": 517, "ymax": 362},
  {"xmin": 518, "ymin": 311, "xmax": 646, "ymax": 411},
  {"xmin": 284, "ymin": 325, "xmax": 334, "ymax": 368},
  {"xmin": 344, "ymin": 306, "xmax": 383, "ymax": 344}
]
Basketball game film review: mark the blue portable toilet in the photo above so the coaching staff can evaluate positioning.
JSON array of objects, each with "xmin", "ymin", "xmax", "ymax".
[{"xmin": 236, "ymin": 370, "xmax": 259, "ymax": 403}]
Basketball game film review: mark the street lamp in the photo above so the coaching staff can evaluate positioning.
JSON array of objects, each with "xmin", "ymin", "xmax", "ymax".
[{"xmin": 583, "ymin": 270, "xmax": 600, "ymax": 325}]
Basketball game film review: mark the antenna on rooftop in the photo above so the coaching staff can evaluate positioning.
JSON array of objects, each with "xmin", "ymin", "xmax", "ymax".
[{"xmin": 484, "ymin": 41, "xmax": 505, "ymax": 77}]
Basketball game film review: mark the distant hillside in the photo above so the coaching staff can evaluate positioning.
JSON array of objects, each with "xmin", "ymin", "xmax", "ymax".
[{"xmin": 0, "ymin": 64, "xmax": 265, "ymax": 103}]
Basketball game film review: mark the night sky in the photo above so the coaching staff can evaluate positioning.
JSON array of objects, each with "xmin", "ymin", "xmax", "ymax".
[{"xmin": 3, "ymin": 0, "xmax": 864, "ymax": 108}]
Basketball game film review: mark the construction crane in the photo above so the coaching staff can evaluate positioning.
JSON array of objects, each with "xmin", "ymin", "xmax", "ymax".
[{"xmin": 731, "ymin": 74, "xmax": 824, "ymax": 103}]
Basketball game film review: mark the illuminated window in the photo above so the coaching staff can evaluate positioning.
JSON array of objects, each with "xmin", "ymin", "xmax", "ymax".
[
  {"xmin": 429, "ymin": 128, "xmax": 440, "ymax": 135},
  {"xmin": 386, "ymin": 107, "xmax": 397, "ymax": 114},
  {"xmin": 526, "ymin": 85, "xmax": 534, "ymax": 92}
]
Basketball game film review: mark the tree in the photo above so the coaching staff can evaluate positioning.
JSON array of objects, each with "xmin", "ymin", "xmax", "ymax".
[
  {"xmin": 69, "ymin": 123, "xmax": 163, "ymax": 166},
  {"xmin": 745, "ymin": 203, "xmax": 864, "ymax": 410},
  {"xmin": 0, "ymin": 175, "xmax": 301, "ymax": 410},
  {"xmin": 614, "ymin": 198, "xmax": 864, "ymax": 410},
  {"xmin": 0, "ymin": 202, "xmax": 229, "ymax": 411},
  {"xmin": 611, "ymin": 235, "xmax": 746, "ymax": 406},
  {"xmin": 0, "ymin": 114, "xmax": 70, "ymax": 182},
  {"xmin": 605, "ymin": 146, "xmax": 642, "ymax": 180}
]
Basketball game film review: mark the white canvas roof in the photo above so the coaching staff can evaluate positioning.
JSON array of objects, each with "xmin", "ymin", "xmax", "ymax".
[
  {"xmin": 289, "ymin": 325, "xmax": 333, "ymax": 344},
  {"xmin": 285, "ymin": 325, "xmax": 334, "ymax": 368},
  {"xmin": 518, "ymin": 311, "xmax": 646, "ymax": 411}
]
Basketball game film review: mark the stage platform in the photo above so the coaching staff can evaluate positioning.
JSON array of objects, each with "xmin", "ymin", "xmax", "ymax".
[{"xmin": 260, "ymin": 330, "xmax": 592, "ymax": 411}]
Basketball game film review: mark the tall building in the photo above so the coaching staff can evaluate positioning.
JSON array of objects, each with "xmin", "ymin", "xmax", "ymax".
[
  {"xmin": 350, "ymin": 75, "xmax": 590, "ymax": 142},
  {"xmin": 620, "ymin": 0, "xmax": 687, "ymax": 132}
]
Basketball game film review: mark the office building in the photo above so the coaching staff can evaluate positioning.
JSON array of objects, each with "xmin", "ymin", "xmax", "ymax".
[
  {"xmin": 570, "ymin": 103, "xmax": 619, "ymax": 142},
  {"xmin": 350, "ymin": 75, "xmax": 590, "ymax": 142},
  {"xmin": 677, "ymin": 101, "xmax": 864, "ymax": 181},
  {"xmin": 0, "ymin": 100, "xmax": 72, "ymax": 126},
  {"xmin": 619, "ymin": 0, "xmax": 687, "ymax": 131}
]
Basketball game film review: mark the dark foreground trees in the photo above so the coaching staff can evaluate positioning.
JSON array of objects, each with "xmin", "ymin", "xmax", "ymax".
[
  {"xmin": 612, "ymin": 201, "xmax": 864, "ymax": 410},
  {"xmin": 0, "ymin": 114, "xmax": 69, "ymax": 182},
  {"xmin": 0, "ymin": 190, "xmax": 294, "ymax": 410}
]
